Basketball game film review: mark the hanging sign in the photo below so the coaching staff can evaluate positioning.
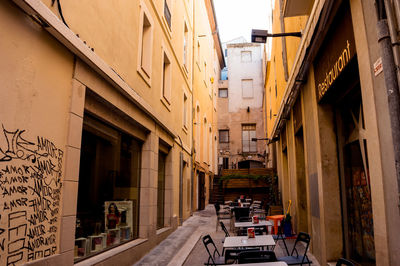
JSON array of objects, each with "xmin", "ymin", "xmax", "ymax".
[{"xmin": 313, "ymin": 6, "xmax": 356, "ymax": 102}]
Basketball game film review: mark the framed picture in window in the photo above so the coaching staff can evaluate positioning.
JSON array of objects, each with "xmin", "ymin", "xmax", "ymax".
[{"xmin": 105, "ymin": 201, "xmax": 133, "ymax": 239}]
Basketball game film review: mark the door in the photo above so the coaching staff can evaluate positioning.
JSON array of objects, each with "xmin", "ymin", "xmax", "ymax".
[
  {"xmin": 336, "ymin": 85, "xmax": 375, "ymax": 263},
  {"xmin": 198, "ymin": 172, "xmax": 205, "ymax": 210}
]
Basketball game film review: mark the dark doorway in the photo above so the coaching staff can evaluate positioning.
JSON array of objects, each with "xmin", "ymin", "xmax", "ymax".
[
  {"xmin": 198, "ymin": 171, "xmax": 205, "ymax": 210},
  {"xmin": 335, "ymin": 83, "xmax": 375, "ymax": 264},
  {"xmin": 295, "ymin": 127, "xmax": 308, "ymax": 233}
]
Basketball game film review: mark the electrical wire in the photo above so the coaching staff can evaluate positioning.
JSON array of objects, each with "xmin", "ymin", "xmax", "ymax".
[{"xmin": 51, "ymin": 0, "xmax": 69, "ymax": 28}]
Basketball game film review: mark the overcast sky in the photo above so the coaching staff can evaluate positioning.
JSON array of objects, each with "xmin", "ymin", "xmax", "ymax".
[{"xmin": 213, "ymin": 0, "xmax": 273, "ymax": 43}]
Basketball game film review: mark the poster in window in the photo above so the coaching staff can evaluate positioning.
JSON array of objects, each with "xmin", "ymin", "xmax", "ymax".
[{"xmin": 105, "ymin": 201, "xmax": 133, "ymax": 239}]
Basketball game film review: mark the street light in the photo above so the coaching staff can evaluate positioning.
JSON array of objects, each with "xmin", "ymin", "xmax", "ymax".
[{"xmin": 251, "ymin": 29, "xmax": 302, "ymax": 43}]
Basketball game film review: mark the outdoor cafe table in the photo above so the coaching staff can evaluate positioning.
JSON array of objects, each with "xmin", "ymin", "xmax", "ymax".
[
  {"xmin": 234, "ymin": 220, "xmax": 272, "ymax": 229},
  {"xmin": 223, "ymin": 235, "xmax": 275, "ymax": 250},
  {"xmin": 228, "ymin": 262, "xmax": 288, "ymax": 266}
]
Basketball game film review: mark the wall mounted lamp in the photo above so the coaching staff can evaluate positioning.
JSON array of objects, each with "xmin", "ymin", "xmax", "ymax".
[{"xmin": 251, "ymin": 29, "xmax": 302, "ymax": 43}]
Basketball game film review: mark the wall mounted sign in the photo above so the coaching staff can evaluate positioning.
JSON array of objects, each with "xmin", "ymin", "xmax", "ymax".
[
  {"xmin": 374, "ymin": 57, "xmax": 383, "ymax": 76},
  {"xmin": 313, "ymin": 6, "xmax": 356, "ymax": 102}
]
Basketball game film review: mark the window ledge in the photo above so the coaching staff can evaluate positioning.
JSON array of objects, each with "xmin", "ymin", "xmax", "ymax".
[
  {"xmin": 161, "ymin": 97, "xmax": 171, "ymax": 112},
  {"xmin": 161, "ymin": 16, "xmax": 172, "ymax": 39},
  {"xmin": 74, "ymin": 238, "xmax": 148, "ymax": 266},
  {"xmin": 181, "ymin": 64, "xmax": 189, "ymax": 79},
  {"xmin": 137, "ymin": 68, "xmax": 151, "ymax": 88},
  {"xmin": 157, "ymin": 226, "xmax": 172, "ymax": 235}
]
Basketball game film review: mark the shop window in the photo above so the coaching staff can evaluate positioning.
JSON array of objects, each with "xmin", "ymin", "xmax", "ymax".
[
  {"xmin": 219, "ymin": 88, "xmax": 228, "ymax": 98},
  {"xmin": 157, "ymin": 151, "xmax": 166, "ymax": 229},
  {"xmin": 75, "ymin": 115, "xmax": 141, "ymax": 261},
  {"xmin": 219, "ymin": 130, "xmax": 229, "ymax": 143},
  {"xmin": 242, "ymin": 124, "xmax": 257, "ymax": 153}
]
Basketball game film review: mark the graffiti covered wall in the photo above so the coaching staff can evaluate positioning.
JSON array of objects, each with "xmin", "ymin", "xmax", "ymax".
[{"xmin": 0, "ymin": 125, "xmax": 63, "ymax": 265}]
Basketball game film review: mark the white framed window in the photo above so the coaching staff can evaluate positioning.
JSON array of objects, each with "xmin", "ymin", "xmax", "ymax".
[
  {"xmin": 137, "ymin": 0, "xmax": 153, "ymax": 85},
  {"xmin": 161, "ymin": 50, "xmax": 172, "ymax": 105},
  {"xmin": 242, "ymin": 124, "xmax": 257, "ymax": 153},
  {"xmin": 242, "ymin": 79, "xmax": 253, "ymax": 98},
  {"xmin": 183, "ymin": 22, "xmax": 189, "ymax": 69},
  {"xmin": 183, "ymin": 92, "xmax": 188, "ymax": 130},
  {"xmin": 241, "ymin": 51, "xmax": 252, "ymax": 62},
  {"xmin": 219, "ymin": 130, "xmax": 229, "ymax": 143},
  {"xmin": 219, "ymin": 88, "xmax": 228, "ymax": 98},
  {"xmin": 164, "ymin": 0, "xmax": 172, "ymax": 29}
]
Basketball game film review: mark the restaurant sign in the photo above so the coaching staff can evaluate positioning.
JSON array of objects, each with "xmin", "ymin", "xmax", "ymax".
[{"xmin": 314, "ymin": 6, "xmax": 356, "ymax": 102}]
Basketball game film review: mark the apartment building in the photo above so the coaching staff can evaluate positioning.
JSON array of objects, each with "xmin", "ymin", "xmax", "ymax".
[
  {"xmin": 217, "ymin": 42, "xmax": 267, "ymax": 171},
  {"xmin": 0, "ymin": 0, "xmax": 223, "ymax": 265}
]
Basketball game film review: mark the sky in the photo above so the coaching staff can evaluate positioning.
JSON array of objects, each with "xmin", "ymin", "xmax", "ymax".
[{"xmin": 213, "ymin": 0, "xmax": 273, "ymax": 43}]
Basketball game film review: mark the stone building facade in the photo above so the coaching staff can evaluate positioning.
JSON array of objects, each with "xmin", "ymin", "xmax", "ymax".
[
  {"xmin": 265, "ymin": 0, "xmax": 400, "ymax": 265},
  {"xmin": 217, "ymin": 43, "xmax": 267, "ymax": 172},
  {"xmin": 0, "ymin": 0, "xmax": 223, "ymax": 265}
]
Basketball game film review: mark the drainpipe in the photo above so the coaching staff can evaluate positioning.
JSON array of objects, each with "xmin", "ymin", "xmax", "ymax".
[
  {"xmin": 383, "ymin": 0, "xmax": 400, "ymax": 86},
  {"xmin": 376, "ymin": 0, "xmax": 400, "ymax": 211},
  {"xmin": 279, "ymin": 0, "xmax": 289, "ymax": 81}
]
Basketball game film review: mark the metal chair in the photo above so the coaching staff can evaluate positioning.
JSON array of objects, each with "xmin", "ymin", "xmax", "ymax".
[
  {"xmin": 238, "ymin": 250, "xmax": 277, "ymax": 264},
  {"xmin": 234, "ymin": 207, "xmax": 250, "ymax": 221},
  {"xmin": 273, "ymin": 218, "xmax": 289, "ymax": 256},
  {"xmin": 202, "ymin": 234, "xmax": 225, "ymax": 265},
  {"xmin": 277, "ymin": 232, "xmax": 312, "ymax": 265},
  {"xmin": 336, "ymin": 258, "xmax": 355, "ymax": 266},
  {"xmin": 220, "ymin": 221, "xmax": 230, "ymax": 237},
  {"xmin": 214, "ymin": 203, "xmax": 230, "ymax": 231}
]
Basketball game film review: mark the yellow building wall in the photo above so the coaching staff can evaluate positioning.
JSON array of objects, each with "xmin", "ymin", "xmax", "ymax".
[
  {"xmin": 1, "ymin": 0, "xmax": 221, "ymax": 264},
  {"xmin": 192, "ymin": 0, "xmax": 220, "ymax": 207},
  {"xmin": 265, "ymin": 0, "xmax": 307, "ymax": 139}
]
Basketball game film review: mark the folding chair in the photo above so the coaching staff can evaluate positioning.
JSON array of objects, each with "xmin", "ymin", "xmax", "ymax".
[
  {"xmin": 214, "ymin": 203, "xmax": 230, "ymax": 231},
  {"xmin": 273, "ymin": 218, "xmax": 289, "ymax": 255},
  {"xmin": 277, "ymin": 232, "xmax": 312, "ymax": 265},
  {"xmin": 202, "ymin": 234, "xmax": 225, "ymax": 265},
  {"xmin": 220, "ymin": 221, "xmax": 230, "ymax": 237},
  {"xmin": 238, "ymin": 250, "xmax": 277, "ymax": 264}
]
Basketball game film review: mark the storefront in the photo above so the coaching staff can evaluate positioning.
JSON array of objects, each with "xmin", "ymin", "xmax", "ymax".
[
  {"xmin": 313, "ymin": 3, "xmax": 374, "ymax": 262},
  {"xmin": 271, "ymin": 0, "xmax": 400, "ymax": 264}
]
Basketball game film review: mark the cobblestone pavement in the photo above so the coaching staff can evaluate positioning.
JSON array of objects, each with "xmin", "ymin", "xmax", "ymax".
[{"xmin": 135, "ymin": 205, "xmax": 320, "ymax": 266}]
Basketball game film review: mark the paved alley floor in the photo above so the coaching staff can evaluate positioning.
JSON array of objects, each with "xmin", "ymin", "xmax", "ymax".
[{"xmin": 134, "ymin": 205, "xmax": 320, "ymax": 266}]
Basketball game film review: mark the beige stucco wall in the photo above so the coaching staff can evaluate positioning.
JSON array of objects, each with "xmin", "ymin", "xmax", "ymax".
[
  {"xmin": 0, "ymin": 1, "xmax": 74, "ymax": 265},
  {"xmin": 1, "ymin": 0, "xmax": 222, "ymax": 265}
]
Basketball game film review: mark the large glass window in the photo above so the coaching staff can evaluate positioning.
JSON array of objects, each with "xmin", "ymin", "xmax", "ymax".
[
  {"xmin": 74, "ymin": 115, "xmax": 141, "ymax": 261},
  {"xmin": 242, "ymin": 124, "xmax": 257, "ymax": 153}
]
